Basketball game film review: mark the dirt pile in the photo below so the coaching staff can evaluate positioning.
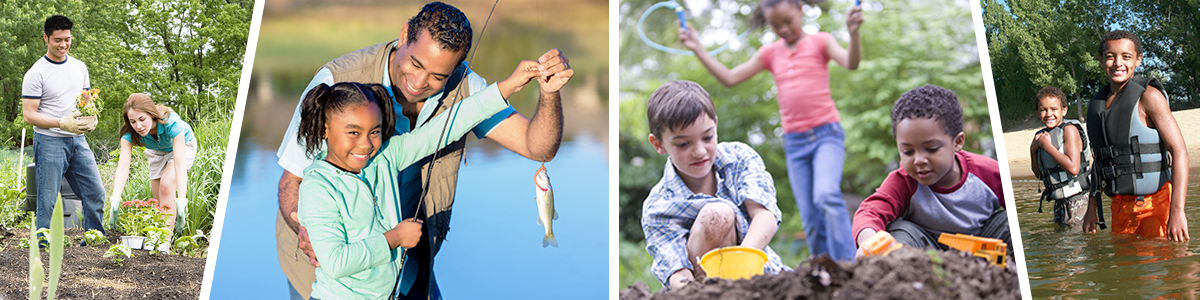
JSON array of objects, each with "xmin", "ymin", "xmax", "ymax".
[
  {"xmin": 0, "ymin": 227, "xmax": 204, "ymax": 299},
  {"xmin": 621, "ymin": 247, "xmax": 1019, "ymax": 300}
]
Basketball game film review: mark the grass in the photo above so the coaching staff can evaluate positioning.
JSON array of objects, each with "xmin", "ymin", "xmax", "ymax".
[{"xmin": 0, "ymin": 149, "xmax": 33, "ymax": 229}]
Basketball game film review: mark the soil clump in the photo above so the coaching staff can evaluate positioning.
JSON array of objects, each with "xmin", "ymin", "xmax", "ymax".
[{"xmin": 621, "ymin": 247, "xmax": 1019, "ymax": 300}]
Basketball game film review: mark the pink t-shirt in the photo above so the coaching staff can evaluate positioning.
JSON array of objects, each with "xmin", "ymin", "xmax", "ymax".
[{"xmin": 759, "ymin": 32, "xmax": 839, "ymax": 134}]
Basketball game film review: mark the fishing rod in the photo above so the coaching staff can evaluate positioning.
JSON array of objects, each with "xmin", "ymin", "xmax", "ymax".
[{"xmin": 637, "ymin": 0, "xmax": 750, "ymax": 56}]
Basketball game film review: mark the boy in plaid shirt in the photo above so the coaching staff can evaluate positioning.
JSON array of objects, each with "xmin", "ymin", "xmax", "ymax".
[{"xmin": 641, "ymin": 80, "xmax": 790, "ymax": 289}]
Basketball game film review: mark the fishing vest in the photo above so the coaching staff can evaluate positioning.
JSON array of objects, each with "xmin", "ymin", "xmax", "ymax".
[
  {"xmin": 1087, "ymin": 75, "xmax": 1171, "ymax": 198},
  {"xmin": 1035, "ymin": 120, "xmax": 1092, "ymax": 208},
  {"xmin": 322, "ymin": 39, "xmax": 470, "ymax": 262}
]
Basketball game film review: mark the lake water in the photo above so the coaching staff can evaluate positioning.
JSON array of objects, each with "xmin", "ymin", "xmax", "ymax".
[{"xmin": 1015, "ymin": 172, "xmax": 1200, "ymax": 298}]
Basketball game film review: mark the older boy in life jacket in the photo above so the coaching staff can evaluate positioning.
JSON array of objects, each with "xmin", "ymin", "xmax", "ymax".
[
  {"xmin": 1082, "ymin": 30, "xmax": 1189, "ymax": 242},
  {"xmin": 1030, "ymin": 86, "xmax": 1091, "ymax": 225}
]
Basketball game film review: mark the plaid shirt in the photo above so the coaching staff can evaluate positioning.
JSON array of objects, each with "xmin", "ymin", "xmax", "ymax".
[{"xmin": 641, "ymin": 142, "xmax": 790, "ymax": 288}]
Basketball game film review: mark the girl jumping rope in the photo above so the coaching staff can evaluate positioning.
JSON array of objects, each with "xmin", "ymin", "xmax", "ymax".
[{"xmin": 679, "ymin": 0, "xmax": 863, "ymax": 261}]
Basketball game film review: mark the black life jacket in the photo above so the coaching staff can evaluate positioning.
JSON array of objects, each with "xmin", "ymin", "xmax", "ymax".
[
  {"xmin": 1085, "ymin": 75, "xmax": 1172, "ymax": 229},
  {"xmin": 1035, "ymin": 119, "xmax": 1091, "ymax": 213}
]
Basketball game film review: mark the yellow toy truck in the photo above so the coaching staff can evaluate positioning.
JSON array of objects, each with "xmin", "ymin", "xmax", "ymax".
[{"xmin": 937, "ymin": 233, "xmax": 1007, "ymax": 268}]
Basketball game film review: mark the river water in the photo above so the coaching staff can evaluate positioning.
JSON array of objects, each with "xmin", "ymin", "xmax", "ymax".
[{"xmin": 1015, "ymin": 172, "xmax": 1200, "ymax": 298}]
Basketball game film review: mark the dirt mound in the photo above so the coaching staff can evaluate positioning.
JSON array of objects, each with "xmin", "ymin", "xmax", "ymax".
[
  {"xmin": 621, "ymin": 247, "xmax": 1019, "ymax": 300},
  {"xmin": 0, "ymin": 227, "xmax": 204, "ymax": 299}
]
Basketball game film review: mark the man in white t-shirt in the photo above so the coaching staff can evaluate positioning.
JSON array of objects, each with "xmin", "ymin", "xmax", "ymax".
[
  {"xmin": 21, "ymin": 15, "xmax": 107, "ymax": 244},
  {"xmin": 274, "ymin": 2, "xmax": 572, "ymax": 299}
]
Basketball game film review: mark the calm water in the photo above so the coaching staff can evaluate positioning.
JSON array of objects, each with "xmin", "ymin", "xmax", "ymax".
[{"xmin": 1016, "ymin": 172, "xmax": 1200, "ymax": 298}]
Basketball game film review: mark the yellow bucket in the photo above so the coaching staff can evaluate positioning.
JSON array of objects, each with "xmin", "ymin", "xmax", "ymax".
[{"xmin": 699, "ymin": 246, "xmax": 768, "ymax": 280}]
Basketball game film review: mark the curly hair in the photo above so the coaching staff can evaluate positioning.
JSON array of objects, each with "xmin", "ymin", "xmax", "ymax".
[
  {"xmin": 646, "ymin": 80, "xmax": 718, "ymax": 139},
  {"xmin": 1098, "ymin": 29, "xmax": 1142, "ymax": 58},
  {"xmin": 1035, "ymin": 86, "xmax": 1067, "ymax": 108},
  {"xmin": 119, "ymin": 93, "xmax": 176, "ymax": 147},
  {"xmin": 44, "ymin": 15, "xmax": 73, "ymax": 36},
  {"xmin": 891, "ymin": 84, "xmax": 963, "ymax": 137},
  {"xmin": 750, "ymin": 0, "xmax": 821, "ymax": 31},
  {"xmin": 297, "ymin": 82, "xmax": 396, "ymax": 158},
  {"xmin": 406, "ymin": 2, "xmax": 473, "ymax": 61}
]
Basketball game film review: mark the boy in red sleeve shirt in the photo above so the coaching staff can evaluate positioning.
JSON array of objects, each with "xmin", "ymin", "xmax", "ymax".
[{"xmin": 852, "ymin": 85, "xmax": 1009, "ymax": 256}]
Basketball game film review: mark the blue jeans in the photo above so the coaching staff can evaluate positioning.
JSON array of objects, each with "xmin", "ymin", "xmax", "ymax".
[
  {"xmin": 783, "ymin": 122, "xmax": 855, "ymax": 261},
  {"xmin": 34, "ymin": 133, "xmax": 106, "ymax": 234}
]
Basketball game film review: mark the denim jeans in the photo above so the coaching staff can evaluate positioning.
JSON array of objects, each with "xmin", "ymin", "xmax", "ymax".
[
  {"xmin": 783, "ymin": 122, "xmax": 855, "ymax": 261},
  {"xmin": 34, "ymin": 133, "xmax": 106, "ymax": 234}
]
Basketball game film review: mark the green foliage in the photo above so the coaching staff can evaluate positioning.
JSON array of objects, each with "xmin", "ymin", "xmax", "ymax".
[
  {"xmin": 47, "ymin": 195, "xmax": 64, "ymax": 299},
  {"xmin": 173, "ymin": 229, "xmax": 207, "ymax": 257},
  {"xmin": 619, "ymin": 0, "xmax": 990, "ymax": 244},
  {"xmin": 985, "ymin": 0, "xmax": 1200, "ymax": 129},
  {"xmin": 35, "ymin": 228, "xmax": 71, "ymax": 248},
  {"xmin": 27, "ymin": 211, "xmax": 42, "ymax": 299},
  {"xmin": 0, "ymin": 0, "xmax": 251, "ymax": 149},
  {"xmin": 0, "ymin": 150, "xmax": 32, "ymax": 229},
  {"xmin": 116, "ymin": 199, "xmax": 169, "ymax": 236},
  {"xmin": 144, "ymin": 226, "xmax": 171, "ymax": 255},
  {"xmin": 103, "ymin": 245, "xmax": 133, "ymax": 267},
  {"xmin": 83, "ymin": 229, "xmax": 108, "ymax": 246}
]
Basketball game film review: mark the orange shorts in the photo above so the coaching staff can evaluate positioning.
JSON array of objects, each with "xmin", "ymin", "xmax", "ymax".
[{"xmin": 1110, "ymin": 181, "xmax": 1172, "ymax": 238}]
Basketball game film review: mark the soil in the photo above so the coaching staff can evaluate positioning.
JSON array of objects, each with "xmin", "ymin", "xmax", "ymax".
[
  {"xmin": 0, "ymin": 227, "xmax": 204, "ymax": 299},
  {"xmin": 620, "ymin": 247, "xmax": 1020, "ymax": 300}
]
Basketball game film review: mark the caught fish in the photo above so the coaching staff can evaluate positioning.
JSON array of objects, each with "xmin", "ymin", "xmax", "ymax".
[{"xmin": 535, "ymin": 164, "xmax": 558, "ymax": 247}]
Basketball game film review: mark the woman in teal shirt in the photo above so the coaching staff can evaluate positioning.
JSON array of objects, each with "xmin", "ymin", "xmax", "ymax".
[{"xmin": 108, "ymin": 93, "xmax": 197, "ymax": 233}]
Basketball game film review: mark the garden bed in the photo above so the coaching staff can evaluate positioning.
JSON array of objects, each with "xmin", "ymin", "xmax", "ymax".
[
  {"xmin": 0, "ymin": 227, "xmax": 204, "ymax": 299},
  {"xmin": 620, "ymin": 246, "xmax": 1019, "ymax": 300}
]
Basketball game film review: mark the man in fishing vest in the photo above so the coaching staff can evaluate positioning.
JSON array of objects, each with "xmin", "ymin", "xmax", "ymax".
[
  {"xmin": 1082, "ymin": 30, "xmax": 1188, "ymax": 242},
  {"xmin": 274, "ymin": 2, "xmax": 572, "ymax": 299},
  {"xmin": 1029, "ymin": 86, "xmax": 1091, "ymax": 225}
]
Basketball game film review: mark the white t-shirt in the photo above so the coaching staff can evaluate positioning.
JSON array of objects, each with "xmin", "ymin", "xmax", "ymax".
[{"xmin": 23, "ymin": 55, "xmax": 91, "ymax": 137}]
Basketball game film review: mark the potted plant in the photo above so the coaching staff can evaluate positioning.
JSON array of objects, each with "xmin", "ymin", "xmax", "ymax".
[
  {"xmin": 117, "ymin": 198, "xmax": 168, "ymax": 250},
  {"xmin": 74, "ymin": 88, "xmax": 101, "ymax": 128}
]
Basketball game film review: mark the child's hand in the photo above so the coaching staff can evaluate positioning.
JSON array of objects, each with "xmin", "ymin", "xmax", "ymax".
[
  {"xmin": 1167, "ymin": 210, "xmax": 1190, "ymax": 242},
  {"xmin": 396, "ymin": 218, "xmax": 424, "ymax": 249},
  {"xmin": 678, "ymin": 24, "xmax": 703, "ymax": 53},
  {"xmin": 536, "ymin": 49, "xmax": 574, "ymax": 95},
  {"xmin": 845, "ymin": 5, "xmax": 864, "ymax": 34},
  {"xmin": 1081, "ymin": 201, "xmax": 1098, "ymax": 233},
  {"xmin": 1032, "ymin": 132, "xmax": 1051, "ymax": 150},
  {"xmin": 499, "ymin": 60, "xmax": 541, "ymax": 99}
]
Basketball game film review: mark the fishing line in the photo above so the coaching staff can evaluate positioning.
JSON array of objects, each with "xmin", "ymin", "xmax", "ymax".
[
  {"xmin": 391, "ymin": 1, "xmax": 500, "ymax": 298},
  {"xmin": 637, "ymin": 0, "xmax": 751, "ymax": 56}
]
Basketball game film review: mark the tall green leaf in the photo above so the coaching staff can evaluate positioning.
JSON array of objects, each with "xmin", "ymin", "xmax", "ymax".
[
  {"xmin": 28, "ymin": 213, "xmax": 43, "ymax": 299},
  {"xmin": 46, "ymin": 196, "xmax": 63, "ymax": 299}
]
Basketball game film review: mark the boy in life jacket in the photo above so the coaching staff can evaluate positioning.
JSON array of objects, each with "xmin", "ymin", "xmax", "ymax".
[
  {"xmin": 1029, "ymin": 86, "xmax": 1091, "ymax": 225},
  {"xmin": 1082, "ymin": 30, "xmax": 1189, "ymax": 242}
]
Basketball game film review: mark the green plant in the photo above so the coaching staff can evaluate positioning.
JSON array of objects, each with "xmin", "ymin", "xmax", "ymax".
[
  {"xmin": 29, "ymin": 196, "xmax": 65, "ymax": 299},
  {"xmin": 35, "ymin": 228, "xmax": 71, "ymax": 248},
  {"xmin": 83, "ymin": 229, "xmax": 109, "ymax": 246},
  {"xmin": 116, "ymin": 198, "xmax": 168, "ymax": 236},
  {"xmin": 144, "ymin": 226, "xmax": 171, "ymax": 255},
  {"xmin": 103, "ymin": 245, "xmax": 133, "ymax": 267},
  {"xmin": 18, "ymin": 237, "xmax": 30, "ymax": 249},
  {"xmin": 75, "ymin": 89, "xmax": 103, "ymax": 116},
  {"xmin": 173, "ymin": 229, "xmax": 208, "ymax": 257}
]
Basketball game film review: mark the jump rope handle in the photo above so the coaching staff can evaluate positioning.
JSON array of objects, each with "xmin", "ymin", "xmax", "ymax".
[{"xmin": 676, "ymin": 6, "xmax": 687, "ymax": 30}]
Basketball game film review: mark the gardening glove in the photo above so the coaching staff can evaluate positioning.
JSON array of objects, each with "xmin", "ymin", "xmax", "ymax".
[
  {"xmin": 59, "ymin": 112, "xmax": 87, "ymax": 135},
  {"xmin": 107, "ymin": 194, "xmax": 122, "ymax": 230},
  {"xmin": 175, "ymin": 197, "xmax": 188, "ymax": 233}
]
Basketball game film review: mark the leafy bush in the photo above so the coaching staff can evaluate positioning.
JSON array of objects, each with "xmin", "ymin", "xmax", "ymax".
[
  {"xmin": 103, "ymin": 245, "xmax": 133, "ymax": 267},
  {"xmin": 83, "ymin": 229, "xmax": 109, "ymax": 246}
]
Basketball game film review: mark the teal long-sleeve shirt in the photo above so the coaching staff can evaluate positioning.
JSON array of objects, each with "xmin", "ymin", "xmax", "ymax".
[{"xmin": 298, "ymin": 83, "xmax": 507, "ymax": 300}]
